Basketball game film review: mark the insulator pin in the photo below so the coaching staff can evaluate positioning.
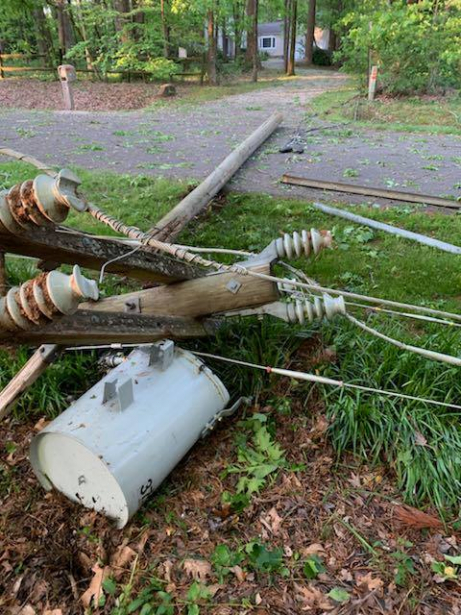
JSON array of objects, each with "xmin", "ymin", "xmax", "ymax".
[
  {"xmin": 0, "ymin": 169, "xmax": 85, "ymax": 234},
  {"xmin": 285, "ymin": 294, "xmax": 346, "ymax": 325},
  {"xmin": 275, "ymin": 229, "xmax": 332, "ymax": 260},
  {"xmin": 0, "ymin": 265, "xmax": 99, "ymax": 332}
]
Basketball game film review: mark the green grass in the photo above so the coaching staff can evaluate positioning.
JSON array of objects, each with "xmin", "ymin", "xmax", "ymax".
[
  {"xmin": 2, "ymin": 162, "xmax": 461, "ymax": 513},
  {"xmin": 312, "ymin": 87, "xmax": 461, "ymax": 135}
]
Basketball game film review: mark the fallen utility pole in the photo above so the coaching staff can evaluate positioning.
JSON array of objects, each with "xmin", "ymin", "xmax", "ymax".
[
  {"xmin": 0, "ymin": 312, "xmax": 219, "ymax": 346},
  {"xmin": 81, "ymin": 264, "xmax": 279, "ymax": 319},
  {"xmin": 0, "ymin": 344, "xmax": 60, "ymax": 420},
  {"xmin": 282, "ymin": 174, "xmax": 461, "ymax": 211},
  {"xmin": 311, "ymin": 202, "xmax": 461, "ymax": 255},
  {"xmin": 151, "ymin": 112, "xmax": 284, "ymax": 241},
  {"xmin": 0, "ymin": 224, "xmax": 203, "ymax": 283}
]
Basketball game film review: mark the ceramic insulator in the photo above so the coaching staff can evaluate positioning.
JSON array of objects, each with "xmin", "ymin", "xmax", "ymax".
[
  {"xmin": 0, "ymin": 265, "xmax": 99, "ymax": 332},
  {"xmin": 285, "ymin": 293, "xmax": 346, "ymax": 325},
  {"xmin": 275, "ymin": 229, "xmax": 332, "ymax": 260},
  {"xmin": 0, "ymin": 169, "xmax": 85, "ymax": 234}
]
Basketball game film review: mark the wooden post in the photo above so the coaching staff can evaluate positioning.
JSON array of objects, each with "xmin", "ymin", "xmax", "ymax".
[
  {"xmin": 150, "ymin": 112, "xmax": 283, "ymax": 241},
  {"xmin": 0, "ymin": 53, "xmax": 4, "ymax": 80},
  {"xmin": 0, "ymin": 344, "xmax": 60, "ymax": 420},
  {"xmin": 58, "ymin": 64, "xmax": 76, "ymax": 110},
  {"xmin": 368, "ymin": 65, "xmax": 378, "ymax": 101}
]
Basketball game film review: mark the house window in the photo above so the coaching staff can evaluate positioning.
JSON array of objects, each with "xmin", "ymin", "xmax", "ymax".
[{"xmin": 260, "ymin": 36, "xmax": 276, "ymax": 50}]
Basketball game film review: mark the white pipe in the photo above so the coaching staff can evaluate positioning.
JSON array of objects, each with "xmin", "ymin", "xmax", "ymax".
[{"xmin": 311, "ymin": 202, "xmax": 461, "ymax": 255}]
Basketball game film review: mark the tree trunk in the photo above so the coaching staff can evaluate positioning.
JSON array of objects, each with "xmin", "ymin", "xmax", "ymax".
[
  {"xmin": 251, "ymin": 0, "xmax": 258, "ymax": 81},
  {"xmin": 207, "ymin": 9, "xmax": 218, "ymax": 85},
  {"xmin": 33, "ymin": 7, "xmax": 52, "ymax": 66},
  {"xmin": 287, "ymin": 0, "xmax": 297, "ymax": 76},
  {"xmin": 233, "ymin": 0, "xmax": 244, "ymax": 60},
  {"xmin": 74, "ymin": 0, "xmax": 95, "ymax": 70},
  {"xmin": 56, "ymin": 0, "xmax": 75, "ymax": 61},
  {"xmin": 222, "ymin": 18, "xmax": 228, "ymax": 61},
  {"xmin": 114, "ymin": 0, "xmax": 131, "ymax": 44},
  {"xmin": 283, "ymin": 0, "xmax": 290, "ymax": 73},
  {"xmin": 305, "ymin": 0, "xmax": 316, "ymax": 64},
  {"xmin": 160, "ymin": 0, "xmax": 171, "ymax": 58},
  {"xmin": 245, "ymin": 0, "xmax": 259, "ymax": 66}
]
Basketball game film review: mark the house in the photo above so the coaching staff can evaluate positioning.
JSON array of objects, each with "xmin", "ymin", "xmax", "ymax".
[
  {"xmin": 215, "ymin": 20, "xmax": 330, "ymax": 61},
  {"xmin": 257, "ymin": 21, "xmax": 330, "ymax": 60}
]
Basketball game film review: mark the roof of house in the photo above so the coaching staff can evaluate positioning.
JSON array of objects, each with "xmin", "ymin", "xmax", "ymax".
[{"xmin": 258, "ymin": 21, "xmax": 283, "ymax": 36}]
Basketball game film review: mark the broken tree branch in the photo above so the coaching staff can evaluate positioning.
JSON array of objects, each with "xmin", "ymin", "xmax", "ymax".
[{"xmin": 150, "ymin": 111, "xmax": 284, "ymax": 241}]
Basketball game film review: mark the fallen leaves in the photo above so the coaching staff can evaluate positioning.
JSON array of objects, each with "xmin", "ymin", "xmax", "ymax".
[
  {"xmin": 356, "ymin": 572, "xmax": 384, "ymax": 593},
  {"xmin": 183, "ymin": 558, "xmax": 211, "ymax": 582},
  {"xmin": 260, "ymin": 507, "xmax": 283, "ymax": 535},
  {"xmin": 80, "ymin": 564, "xmax": 111, "ymax": 609},
  {"xmin": 294, "ymin": 583, "xmax": 334, "ymax": 611},
  {"xmin": 393, "ymin": 504, "xmax": 443, "ymax": 530}
]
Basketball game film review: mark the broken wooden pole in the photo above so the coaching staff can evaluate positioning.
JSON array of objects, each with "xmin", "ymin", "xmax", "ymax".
[
  {"xmin": 151, "ymin": 111, "xmax": 284, "ymax": 240},
  {"xmin": 0, "ymin": 344, "xmax": 60, "ymax": 420},
  {"xmin": 0, "ymin": 312, "xmax": 219, "ymax": 346},
  {"xmin": 80, "ymin": 264, "xmax": 279, "ymax": 319},
  {"xmin": 0, "ymin": 224, "xmax": 204, "ymax": 283},
  {"xmin": 281, "ymin": 174, "xmax": 461, "ymax": 211}
]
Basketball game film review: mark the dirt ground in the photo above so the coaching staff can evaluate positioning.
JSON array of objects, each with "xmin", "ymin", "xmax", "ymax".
[
  {"xmin": 1, "ymin": 341, "xmax": 460, "ymax": 614},
  {"xmin": 0, "ymin": 79, "xmax": 186, "ymax": 112},
  {"xmin": 1, "ymin": 70, "xmax": 459, "ymax": 206}
]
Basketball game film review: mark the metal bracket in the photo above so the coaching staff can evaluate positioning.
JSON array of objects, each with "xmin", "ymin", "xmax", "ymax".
[
  {"xmin": 124, "ymin": 297, "xmax": 141, "ymax": 314},
  {"xmin": 149, "ymin": 339, "xmax": 175, "ymax": 371},
  {"xmin": 200, "ymin": 396, "xmax": 251, "ymax": 438},
  {"xmin": 226, "ymin": 279, "xmax": 242, "ymax": 294},
  {"xmin": 103, "ymin": 378, "xmax": 134, "ymax": 411}
]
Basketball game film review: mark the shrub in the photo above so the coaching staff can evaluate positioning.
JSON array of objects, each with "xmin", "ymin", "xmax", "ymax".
[
  {"xmin": 338, "ymin": 0, "xmax": 461, "ymax": 94},
  {"xmin": 313, "ymin": 46, "xmax": 332, "ymax": 66}
]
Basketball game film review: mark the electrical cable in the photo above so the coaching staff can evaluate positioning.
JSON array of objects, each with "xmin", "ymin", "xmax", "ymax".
[
  {"xmin": 191, "ymin": 351, "xmax": 461, "ymax": 411},
  {"xmin": 345, "ymin": 313, "xmax": 461, "ymax": 367}
]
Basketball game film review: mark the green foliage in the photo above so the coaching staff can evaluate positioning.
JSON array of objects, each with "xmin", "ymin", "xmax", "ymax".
[
  {"xmin": 327, "ymin": 587, "xmax": 351, "ymax": 604},
  {"xmin": 222, "ymin": 413, "xmax": 287, "ymax": 509},
  {"xmin": 244, "ymin": 541, "xmax": 286, "ymax": 574},
  {"xmin": 303, "ymin": 554, "xmax": 326, "ymax": 579},
  {"xmin": 211, "ymin": 544, "xmax": 244, "ymax": 582},
  {"xmin": 391, "ymin": 550, "xmax": 416, "ymax": 587},
  {"xmin": 338, "ymin": 0, "xmax": 461, "ymax": 94},
  {"xmin": 313, "ymin": 47, "xmax": 332, "ymax": 67}
]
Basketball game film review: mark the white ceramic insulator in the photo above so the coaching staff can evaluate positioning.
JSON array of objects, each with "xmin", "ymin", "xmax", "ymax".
[
  {"xmin": 275, "ymin": 229, "xmax": 332, "ymax": 260},
  {"xmin": 33, "ymin": 169, "xmax": 86, "ymax": 223},
  {"xmin": 0, "ymin": 265, "xmax": 99, "ymax": 331},
  {"xmin": 286, "ymin": 293, "xmax": 346, "ymax": 324}
]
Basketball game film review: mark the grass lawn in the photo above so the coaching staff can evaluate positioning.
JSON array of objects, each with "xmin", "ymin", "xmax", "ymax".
[
  {"xmin": 2, "ymin": 163, "xmax": 461, "ymax": 613},
  {"xmin": 312, "ymin": 87, "xmax": 461, "ymax": 136}
]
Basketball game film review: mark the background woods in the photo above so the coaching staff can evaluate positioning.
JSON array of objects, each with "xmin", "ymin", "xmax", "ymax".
[{"xmin": 0, "ymin": 0, "xmax": 458, "ymax": 92}]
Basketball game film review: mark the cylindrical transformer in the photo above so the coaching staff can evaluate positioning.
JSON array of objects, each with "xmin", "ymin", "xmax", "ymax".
[{"xmin": 30, "ymin": 343, "xmax": 229, "ymax": 528}]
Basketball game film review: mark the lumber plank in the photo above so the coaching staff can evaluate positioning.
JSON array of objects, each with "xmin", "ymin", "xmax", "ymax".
[
  {"xmin": 0, "ymin": 224, "xmax": 204, "ymax": 283},
  {"xmin": 281, "ymin": 174, "xmax": 461, "ymax": 210},
  {"xmin": 0, "ymin": 312, "xmax": 219, "ymax": 345},
  {"xmin": 80, "ymin": 264, "xmax": 279, "ymax": 318}
]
